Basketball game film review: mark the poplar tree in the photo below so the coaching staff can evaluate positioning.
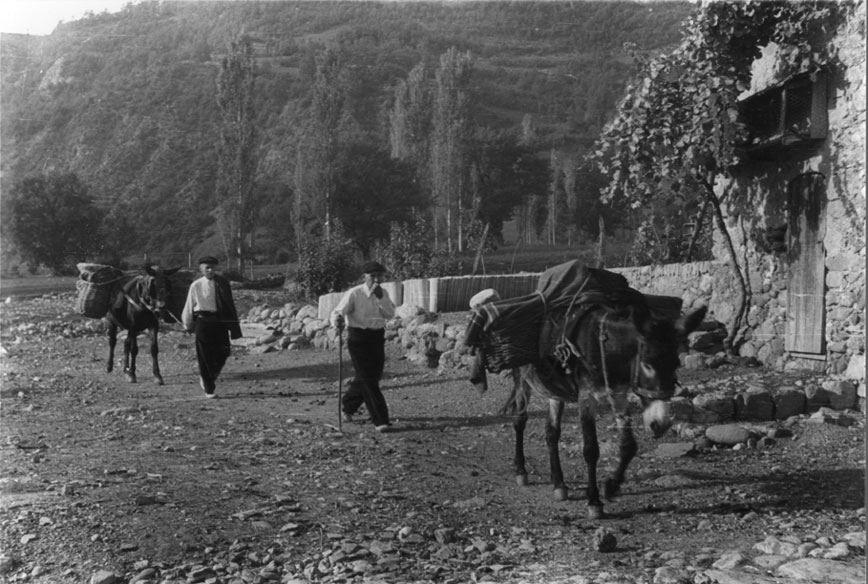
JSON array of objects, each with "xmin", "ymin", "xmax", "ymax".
[
  {"xmin": 431, "ymin": 48, "xmax": 474, "ymax": 253},
  {"xmin": 216, "ymin": 36, "xmax": 257, "ymax": 274}
]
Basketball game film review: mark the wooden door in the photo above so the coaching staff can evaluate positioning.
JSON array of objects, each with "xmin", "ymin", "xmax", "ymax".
[{"xmin": 785, "ymin": 173, "xmax": 826, "ymax": 354}]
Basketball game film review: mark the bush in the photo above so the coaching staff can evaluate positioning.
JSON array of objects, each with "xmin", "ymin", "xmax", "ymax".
[
  {"xmin": 296, "ymin": 230, "xmax": 355, "ymax": 298},
  {"xmin": 375, "ymin": 213, "xmax": 463, "ymax": 280}
]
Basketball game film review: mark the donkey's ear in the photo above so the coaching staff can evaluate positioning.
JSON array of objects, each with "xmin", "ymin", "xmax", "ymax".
[
  {"xmin": 144, "ymin": 265, "xmax": 157, "ymax": 277},
  {"xmin": 677, "ymin": 306, "xmax": 708, "ymax": 336}
]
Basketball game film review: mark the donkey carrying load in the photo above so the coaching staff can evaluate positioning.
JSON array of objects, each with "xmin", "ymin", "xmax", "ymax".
[
  {"xmin": 76, "ymin": 263, "xmax": 191, "ymax": 385},
  {"xmin": 464, "ymin": 261, "xmax": 706, "ymax": 519}
]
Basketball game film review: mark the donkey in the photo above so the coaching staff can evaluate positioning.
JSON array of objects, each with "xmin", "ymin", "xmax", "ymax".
[
  {"xmin": 497, "ymin": 303, "xmax": 706, "ymax": 519},
  {"xmin": 106, "ymin": 265, "xmax": 181, "ymax": 385}
]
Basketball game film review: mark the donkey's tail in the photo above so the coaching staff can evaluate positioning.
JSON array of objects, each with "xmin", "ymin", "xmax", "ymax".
[{"xmin": 499, "ymin": 367, "xmax": 531, "ymax": 416}]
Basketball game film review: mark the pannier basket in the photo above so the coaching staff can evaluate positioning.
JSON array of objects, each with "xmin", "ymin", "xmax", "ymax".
[
  {"xmin": 75, "ymin": 279, "xmax": 117, "ymax": 318},
  {"xmin": 75, "ymin": 263, "xmax": 124, "ymax": 318},
  {"xmin": 479, "ymin": 328, "xmax": 539, "ymax": 373}
]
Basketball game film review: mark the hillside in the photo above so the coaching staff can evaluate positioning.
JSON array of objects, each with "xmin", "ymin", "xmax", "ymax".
[{"xmin": 0, "ymin": 0, "xmax": 693, "ymax": 263}]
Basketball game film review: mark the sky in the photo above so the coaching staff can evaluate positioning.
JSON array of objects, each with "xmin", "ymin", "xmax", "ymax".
[{"xmin": 0, "ymin": 0, "xmax": 132, "ymax": 35}]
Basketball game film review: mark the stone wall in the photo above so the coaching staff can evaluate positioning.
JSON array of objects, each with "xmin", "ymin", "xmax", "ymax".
[{"xmin": 711, "ymin": 4, "xmax": 865, "ymax": 379}]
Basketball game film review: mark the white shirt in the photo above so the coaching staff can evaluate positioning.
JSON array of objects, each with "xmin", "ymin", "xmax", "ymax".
[
  {"xmin": 181, "ymin": 276, "xmax": 218, "ymax": 330},
  {"xmin": 330, "ymin": 283, "xmax": 396, "ymax": 330}
]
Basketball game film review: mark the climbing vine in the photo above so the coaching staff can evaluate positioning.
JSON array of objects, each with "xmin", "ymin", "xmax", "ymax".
[{"xmin": 593, "ymin": 0, "xmax": 852, "ymax": 352}]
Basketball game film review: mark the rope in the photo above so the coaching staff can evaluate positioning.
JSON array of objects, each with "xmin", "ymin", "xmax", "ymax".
[{"xmin": 598, "ymin": 312, "xmax": 611, "ymax": 393}]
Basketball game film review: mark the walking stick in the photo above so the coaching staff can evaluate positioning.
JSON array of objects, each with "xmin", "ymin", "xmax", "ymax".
[{"xmin": 337, "ymin": 324, "xmax": 343, "ymax": 433}]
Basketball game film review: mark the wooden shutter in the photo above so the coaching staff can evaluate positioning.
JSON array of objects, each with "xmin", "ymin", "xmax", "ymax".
[{"xmin": 785, "ymin": 173, "xmax": 826, "ymax": 354}]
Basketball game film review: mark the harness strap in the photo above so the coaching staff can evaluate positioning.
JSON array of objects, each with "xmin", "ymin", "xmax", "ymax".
[{"xmin": 598, "ymin": 312, "xmax": 611, "ymax": 392}]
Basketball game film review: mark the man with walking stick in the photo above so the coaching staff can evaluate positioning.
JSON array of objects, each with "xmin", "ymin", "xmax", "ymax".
[{"xmin": 330, "ymin": 261, "xmax": 396, "ymax": 433}]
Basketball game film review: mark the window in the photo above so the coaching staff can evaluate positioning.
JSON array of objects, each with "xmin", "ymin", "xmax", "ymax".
[{"xmin": 738, "ymin": 71, "xmax": 828, "ymax": 152}]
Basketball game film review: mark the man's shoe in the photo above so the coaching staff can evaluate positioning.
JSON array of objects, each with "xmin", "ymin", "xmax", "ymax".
[
  {"xmin": 375, "ymin": 424, "xmax": 393, "ymax": 433},
  {"xmin": 205, "ymin": 392, "xmax": 216, "ymax": 399},
  {"xmin": 341, "ymin": 412, "xmax": 354, "ymax": 423}
]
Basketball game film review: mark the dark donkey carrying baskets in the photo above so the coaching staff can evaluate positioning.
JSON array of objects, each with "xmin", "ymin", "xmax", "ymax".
[
  {"xmin": 76, "ymin": 263, "xmax": 188, "ymax": 385},
  {"xmin": 464, "ymin": 261, "xmax": 706, "ymax": 519}
]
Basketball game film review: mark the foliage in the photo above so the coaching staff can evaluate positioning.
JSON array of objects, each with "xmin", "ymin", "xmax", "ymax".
[
  {"xmin": 216, "ymin": 36, "xmax": 258, "ymax": 274},
  {"xmin": 430, "ymin": 47, "xmax": 475, "ymax": 253},
  {"xmin": 467, "ymin": 130, "xmax": 550, "ymax": 245},
  {"xmin": 595, "ymin": 0, "xmax": 844, "ymax": 215},
  {"xmin": 2, "ymin": 173, "xmax": 104, "ymax": 273},
  {"xmin": 592, "ymin": 0, "xmax": 847, "ymax": 349},
  {"xmin": 295, "ymin": 224, "xmax": 356, "ymax": 298},
  {"xmin": 1, "ymin": 1, "xmax": 692, "ymax": 260},
  {"xmin": 374, "ymin": 213, "xmax": 437, "ymax": 281},
  {"xmin": 332, "ymin": 142, "xmax": 426, "ymax": 258}
]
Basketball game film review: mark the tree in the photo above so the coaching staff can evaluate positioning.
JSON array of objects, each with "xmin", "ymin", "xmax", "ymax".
[
  {"xmin": 467, "ymin": 129, "xmax": 548, "ymax": 245},
  {"xmin": 332, "ymin": 142, "xmax": 425, "ymax": 258},
  {"xmin": 593, "ymin": 1, "xmax": 844, "ymax": 353},
  {"xmin": 297, "ymin": 46, "xmax": 346, "ymax": 243},
  {"xmin": 2, "ymin": 173, "xmax": 104, "ymax": 273},
  {"xmin": 431, "ymin": 47, "xmax": 474, "ymax": 253},
  {"xmin": 216, "ymin": 35, "xmax": 258, "ymax": 274}
]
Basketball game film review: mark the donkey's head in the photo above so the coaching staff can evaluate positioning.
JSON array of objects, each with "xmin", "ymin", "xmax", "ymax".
[
  {"xmin": 631, "ymin": 305, "xmax": 707, "ymax": 437},
  {"xmin": 143, "ymin": 265, "xmax": 181, "ymax": 314}
]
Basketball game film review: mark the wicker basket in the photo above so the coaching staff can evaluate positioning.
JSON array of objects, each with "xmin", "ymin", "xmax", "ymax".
[
  {"xmin": 75, "ymin": 279, "xmax": 117, "ymax": 318},
  {"xmin": 480, "ymin": 327, "xmax": 539, "ymax": 373}
]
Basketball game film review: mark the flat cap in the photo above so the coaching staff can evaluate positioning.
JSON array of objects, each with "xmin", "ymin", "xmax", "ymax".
[
  {"xmin": 198, "ymin": 256, "xmax": 219, "ymax": 265},
  {"xmin": 361, "ymin": 261, "xmax": 386, "ymax": 274}
]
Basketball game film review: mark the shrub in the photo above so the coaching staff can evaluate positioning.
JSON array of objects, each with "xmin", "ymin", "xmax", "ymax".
[
  {"xmin": 296, "ymin": 230, "xmax": 355, "ymax": 298},
  {"xmin": 374, "ymin": 213, "xmax": 463, "ymax": 280}
]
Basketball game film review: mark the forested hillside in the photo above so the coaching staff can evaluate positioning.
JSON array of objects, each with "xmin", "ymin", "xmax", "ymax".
[{"xmin": 0, "ymin": 0, "xmax": 692, "ymax": 268}]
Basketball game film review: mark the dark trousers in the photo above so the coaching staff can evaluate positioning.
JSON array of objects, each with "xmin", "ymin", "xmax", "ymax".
[
  {"xmin": 195, "ymin": 313, "xmax": 231, "ymax": 392},
  {"xmin": 343, "ymin": 327, "xmax": 389, "ymax": 426}
]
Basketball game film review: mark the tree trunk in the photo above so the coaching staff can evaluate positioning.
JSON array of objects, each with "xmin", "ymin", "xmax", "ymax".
[
  {"xmin": 685, "ymin": 197, "xmax": 710, "ymax": 261},
  {"xmin": 595, "ymin": 215, "xmax": 605, "ymax": 268},
  {"xmin": 472, "ymin": 222, "xmax": 490, "ymax": 276},
  {"xmin": 703, "ymin": 181, "xmax": 748, "ymax": 354}
]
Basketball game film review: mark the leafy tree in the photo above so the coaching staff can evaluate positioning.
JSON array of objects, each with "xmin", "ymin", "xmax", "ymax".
[
  {"xmin": 593, "ymin": 0, "xmax": 844, "ymax": 352},
  {"xmin": 431, "ymin": 47, "xmax": 474, "ymax": 253},
  {"xmin": 2, "ymin": 173, "xmax": 104, "ymax": 273},
  {"xmin": 332, "ymin": 141, "xmax": 426, "ymax": 258},
  {"xmin": 297, "ymin": 46, "xmax": 346, "ymax": 242},
  {"xmin": 216, "ymin": 35, "xmax": 258, "ymax": 274},
  {"xmin": 467, "ymin": 129, "xmax": 548, "ymax": 245}
]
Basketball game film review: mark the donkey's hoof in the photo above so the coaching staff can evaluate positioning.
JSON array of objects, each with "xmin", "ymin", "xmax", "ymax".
[
  {"xmin": 515, "ymin": 474, "xmax": 529, "ymax": 487},
  {"xmin": 154, "ymin": 377, "xmax": 165, "ymax": 386},
  {"xmin": 588, "ymin": 505, "xmax": 605, "ymax": 520},
  {"xmin": 553, "ymin": 487, "xmax": 568, "ymax": 501},
  {"xmin": 603, "ymin": 479, "xmax": 621, "ymax": 501},
  {"xmin": 126, "ymin": 374, "xmax": 137, "ymax": 383}
]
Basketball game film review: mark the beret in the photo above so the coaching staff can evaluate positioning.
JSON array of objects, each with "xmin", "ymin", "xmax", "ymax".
[
  {"xmin": 198, "ymin": 256, "xmax": 219, "ymax": 265},
  {"xmin": 362, "ymin": 261, "xmax": 386, "ymax": 274}
]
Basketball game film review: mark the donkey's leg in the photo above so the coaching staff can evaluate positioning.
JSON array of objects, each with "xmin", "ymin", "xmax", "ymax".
[
  {"xmin": 545, "ymin": 399, "xmax": 568, "ymax": 501},
  {"xmin": 603, "ymin": 414, "xmax": 637, "ymax": 501},
  {"xmin": 125, "ymin": 334, "xmax": 138, "ymax": 383},
  {"xmin": 106, "ymin": 322, "xmax": 118, "ymax": 373},
  {"xmin": 513, "ymin": 407, "xmax": 529, "ymax": 486},
  {"xmin": 512, "ymin": 369, "xmax": 530, "ymax": 486},
  {"xmin": 149, "ymin": 326, "xmax": 164, "ymax": 385},
  {"xmin": 579, "ymin": 400, "xmax": 604, "ymax": 519}
]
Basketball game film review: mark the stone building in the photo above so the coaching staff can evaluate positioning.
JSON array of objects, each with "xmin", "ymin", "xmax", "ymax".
[{"xmin": 713, "ymin": 2, "xmax": 865, "ymax": 376}]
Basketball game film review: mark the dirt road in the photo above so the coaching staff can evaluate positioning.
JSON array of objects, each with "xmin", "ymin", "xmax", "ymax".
[{"xmin": 0, "ymin": 293, "xmax": 864, "ymax": 583}]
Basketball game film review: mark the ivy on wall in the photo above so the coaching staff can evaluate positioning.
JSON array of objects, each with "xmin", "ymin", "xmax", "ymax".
[{"xmin": 593, "ymin": 0, "xmax": 854, "ymax": 352}]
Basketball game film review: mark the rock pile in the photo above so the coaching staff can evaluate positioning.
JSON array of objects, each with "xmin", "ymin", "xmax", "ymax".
[{"xmin": 239, "ymin": 301, "xmax": 866, "ymax": 423}]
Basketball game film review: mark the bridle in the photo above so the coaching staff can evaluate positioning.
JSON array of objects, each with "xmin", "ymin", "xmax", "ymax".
[{"xmin": 558, "ymin": 309, "xmax": 671, "ymax": 402}]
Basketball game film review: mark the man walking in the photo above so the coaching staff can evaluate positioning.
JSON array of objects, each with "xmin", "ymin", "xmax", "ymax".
[
  {"xmin": 330, "ymin": 261, "xmax": 396, "ymax": 432},
  {"xmin": 181, "ymin": 256, "xmax": 242, "ymax": 397}
]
